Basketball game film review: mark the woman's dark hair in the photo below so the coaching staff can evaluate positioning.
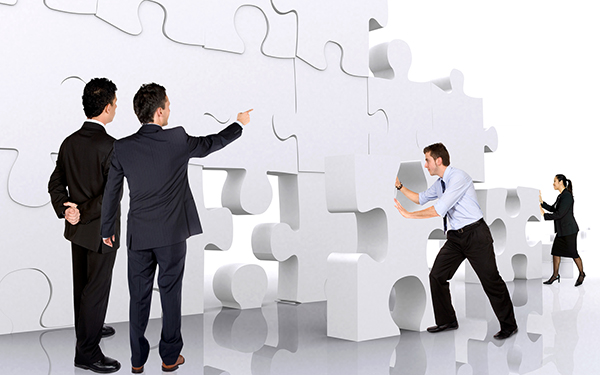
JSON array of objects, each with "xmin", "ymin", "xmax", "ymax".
[
  {"xmin": 556, "ymin": 174, "xmax": 573, "ymax": 194},
  {"xmin": 133, "ymin": 83, "xmax": 167, "ymax": 124}
]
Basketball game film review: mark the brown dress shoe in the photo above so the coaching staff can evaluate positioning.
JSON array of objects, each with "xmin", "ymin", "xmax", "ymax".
[{"xmin": 162, "ymin": 355, "xmax": 185, "ymax": 372}]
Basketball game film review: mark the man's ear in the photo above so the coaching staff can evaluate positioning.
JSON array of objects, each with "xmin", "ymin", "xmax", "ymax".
[{"xmin": 153, "ymin": 107, "xmax": 163, "ymax": 124}]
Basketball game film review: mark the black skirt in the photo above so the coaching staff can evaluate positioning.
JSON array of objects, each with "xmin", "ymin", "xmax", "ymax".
[{"xmin": 551, "ymin": 233, "xmax": 580, "ymax": 258}]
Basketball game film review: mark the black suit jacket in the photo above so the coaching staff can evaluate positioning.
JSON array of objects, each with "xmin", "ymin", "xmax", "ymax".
[
  {"xmin": 48, "ymin": 121, "xmax": 120, "ymax": 252},
  {"xmin": 542, "ymin": 189, "xmax": 579, "ymax": 237},
  {"xmin": 101, "ymin": 123, "xmax": 242, "ymax": 251}
]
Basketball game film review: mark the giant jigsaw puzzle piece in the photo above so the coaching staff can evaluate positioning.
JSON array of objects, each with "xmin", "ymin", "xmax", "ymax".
[
  {"xmin": 95, "ymin": 0, "xmax": 296, "ymax": 57},
  {"xmin": 272, "ymin": 0, "xmax": 387, "ymax": 76},
  {"xmin": 96, "ymin": 0, "xmax": 206, "ymax": 46},
  {"xmin": 324, "ymin": 155, "xmax": 437, "ymax": 341},
  {"xmin": 252, "ymin": 172, "xmax": 357, "ymax": 303},
  {"xmin": 274, "ymin": 41, "xmax": 387, "ymax": 173},
  {"xmin": 465, "ymin": 187, "xmax": 543, "ymax": 283},
  {"xmin": 188, "ymin": 5, "xmax": 297, "ymax": 215},
  {"xmin": 44, "ymin": 0, "xmax": 97, "ymax": 14},
  {"xmin": 417, "ymin": 69, "xmax": 498, "ymax": 183},
  {"xmin": 368, "ymin": 40, "xmax": 434, "ymax": 161},
  {"xmin": 0, "ymin": 150, "xmax": 74, "ymax": 333},
  {"xmin": 185, "ymin": 164, "xmax": 236, "ymax": 314}
]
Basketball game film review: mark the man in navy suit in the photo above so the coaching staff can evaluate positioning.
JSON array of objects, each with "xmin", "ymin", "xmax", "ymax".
[{"xmin": 100, "ymin": 82, "xmax": 251, "ymax": 373}]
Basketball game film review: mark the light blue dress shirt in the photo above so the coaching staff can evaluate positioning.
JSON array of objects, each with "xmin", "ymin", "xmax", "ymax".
[{"xmin": 419, "ymin": 166, "xmax": 483, "ymax": 231}]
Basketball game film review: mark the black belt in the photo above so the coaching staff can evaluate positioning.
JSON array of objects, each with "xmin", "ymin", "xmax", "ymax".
[{"xmin": 448, "ymin": 218, "xmax": 485, "ymax": 234}]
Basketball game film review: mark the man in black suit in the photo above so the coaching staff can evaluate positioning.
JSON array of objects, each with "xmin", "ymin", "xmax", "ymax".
[
  {"xmin": 101, "ymin": 82, "xmax": 251, "ymax": 373},
  {"xmin": 48, "ymin": 78, "xmax": 121, "ymax": 373}
]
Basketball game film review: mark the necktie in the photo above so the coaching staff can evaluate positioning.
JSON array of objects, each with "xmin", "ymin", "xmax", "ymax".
[{"xmin": 440, "ymin": 179, "xmax": 447, "ymax": 233}]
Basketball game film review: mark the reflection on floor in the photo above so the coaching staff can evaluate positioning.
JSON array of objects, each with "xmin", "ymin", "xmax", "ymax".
[{"xmin": 1, "ymin": 276, "xmax": 599, "ymax": 374}]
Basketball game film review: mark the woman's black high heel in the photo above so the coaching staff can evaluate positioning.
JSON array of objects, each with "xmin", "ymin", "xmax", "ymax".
[
  {"xmin": 575, "ymin": 272, "xmax": 586, "ymax": 287},
  {"xmin": 543, "ymin": 274, "xmax": 560, "ymax": 285}
]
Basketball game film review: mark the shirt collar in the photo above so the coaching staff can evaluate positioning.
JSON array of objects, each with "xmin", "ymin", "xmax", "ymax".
[{"xmin": 85, "ymin": 119, "xmax": 105, "ymax": 127}]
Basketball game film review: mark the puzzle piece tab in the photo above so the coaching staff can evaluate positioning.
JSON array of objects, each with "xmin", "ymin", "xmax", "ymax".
[
  {"xmin": 272, "ymin": 0, "xmax": 387, "ymax": 76},
  {"xmin": 213, "ymin": 263, "xmax": 268, "ymax": 309},
  {"xmin": 417, "ymin": 69, "xmax": 498, "ymax": 183},
  {"xmin": 368, "ymin": 40, "xmax": 434, "ymax": 161},
  {"xmin": 95, "ymin": 0, "xmax": 296, "ymax": 57}
]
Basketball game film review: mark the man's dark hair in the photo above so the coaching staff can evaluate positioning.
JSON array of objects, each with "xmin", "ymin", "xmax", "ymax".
[
  {"xmin": 133, "ymin": 83, "xmax": 167, "ymax": 124},
  {"xmin": 423, "ymin": 143, "xmax": 450, "ymax": 166},
  {"xmin": 82, "ymin": 78, "xmax": 117, "ymax": 119}
]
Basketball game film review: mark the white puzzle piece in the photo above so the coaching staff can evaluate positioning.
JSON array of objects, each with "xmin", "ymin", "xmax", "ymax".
[
  {"xmin": 368, "ymin": 40, "xmax": 434, "ymax": 162},
  {"xmin": 213, "ymin": 263, "xmax": 268, "ymax": 309},
  {"xmin": 272, "ymin": 0, "xmax": 387, "ymax": 76},
  {"xmin": 188, "ymin": 5, "xmax": 298, "ymax": 215},
  {"xmin": 252, "ymin": 172, "xmax": 357, "ymax": 303},
  {"xmin": 324, "ymin": 155, "xmax": 437, "ymax": 341},
  {"xmin": 273, "ymin": 42, "xmax": 386, "ymax": 173},
  {"xmin": 466, "ymin": 187, "xmax": 543, "ymax": 283},
  {"xmin": 185, "ymin": 164, "xmax": 235, "ymax": 314},
  {"xmin": 417, "ymin": 69, "xmax": 498, "ymax": 183},
  {"xmin": 44, "ymin": 0, "xmax": 97, "ymax": 14}
]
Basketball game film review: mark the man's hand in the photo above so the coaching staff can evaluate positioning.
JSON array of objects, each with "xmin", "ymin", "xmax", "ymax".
[
  {"xmin": 237, "ymin": 109, "xmax": 253, "ymax": 125},
  {"xmin": 63, "ymin": 202, "xmax": 80, "ymax": 225},
  {"xmin": 394, "ymin": 198, "xmax": 439, "ymax": 219},
  {"xmin": 103, "ymin": 235, "xmax": 115, "ymax": 248},
  {"xmin": 394, "ymin": 198, "xmax": 410, "ymax": 218}
]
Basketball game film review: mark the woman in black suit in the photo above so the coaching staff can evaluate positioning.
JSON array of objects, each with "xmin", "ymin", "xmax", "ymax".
[{"xmin": 539, "ymin": 174, "xmax": 585, "ymax": 286}]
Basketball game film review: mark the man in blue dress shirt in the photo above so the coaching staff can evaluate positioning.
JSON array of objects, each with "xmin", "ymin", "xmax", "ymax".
[{"xmin": 394, "ymin": 143, "xmax": 518, "ymax": 340}]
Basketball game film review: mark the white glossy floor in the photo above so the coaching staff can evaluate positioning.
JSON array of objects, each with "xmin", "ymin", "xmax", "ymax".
[{"xmin": 1, "ymin": 256, "xmax": 598, "ymax": 375}]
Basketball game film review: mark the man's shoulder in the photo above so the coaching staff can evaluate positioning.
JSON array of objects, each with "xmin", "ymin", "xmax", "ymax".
[
  {"xmin": 445, "ymin": 166, "xmax": 474, "ymax": 188},
  {"xmin": 163, "ymin": 126, "xmax": 187, "ymax": 135},
  {"xmin": 62, "ymin": 123, "xmax": 114, "ymax": 147}
]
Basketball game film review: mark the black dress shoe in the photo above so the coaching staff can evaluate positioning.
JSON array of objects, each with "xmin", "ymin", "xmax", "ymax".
[
  {"xmin": 494, "ymin": 327, "xmax": 518, "ymax": 340},
  {"xmin": 75, "ymin": 356, "xmax": 121, "ymax": 373},
  {"xmin": 101, "ymin": 325, "xmax": 116, "ymax": 338},
  {"xmin": 575, "ymin": 272, "xmax": 586, "ymax": 287},
  {"xmin": 427, "ymin": 321, "xmax": 459, "ymax": 333}
]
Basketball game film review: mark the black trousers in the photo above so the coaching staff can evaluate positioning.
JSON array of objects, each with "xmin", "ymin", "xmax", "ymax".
[
  {"xmin": 127, "ymin": 241, "xmax": 186, "ymax": 368},
  {"xmin": 71, "ymin": 243, "xmax": 116, "ymax": 364},
  {"xmin": 429, "ymin": 220, "xmax": 517, "ymax": 331}
]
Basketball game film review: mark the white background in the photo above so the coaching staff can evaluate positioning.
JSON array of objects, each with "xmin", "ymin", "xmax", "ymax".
[{"xmin": 369, "ymin": 0, "xmax": 597, "ymax": 233}]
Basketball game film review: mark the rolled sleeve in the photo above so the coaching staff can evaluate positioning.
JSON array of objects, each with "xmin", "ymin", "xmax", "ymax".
[{"xmin": 419, "ymin": 181, "xmax": 442, "ymax": 206}]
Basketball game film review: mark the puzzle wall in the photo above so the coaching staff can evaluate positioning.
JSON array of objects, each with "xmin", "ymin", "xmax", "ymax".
[{"xmin": 0, "ymin": 0, "xmax": 542, "ymax": 342}]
